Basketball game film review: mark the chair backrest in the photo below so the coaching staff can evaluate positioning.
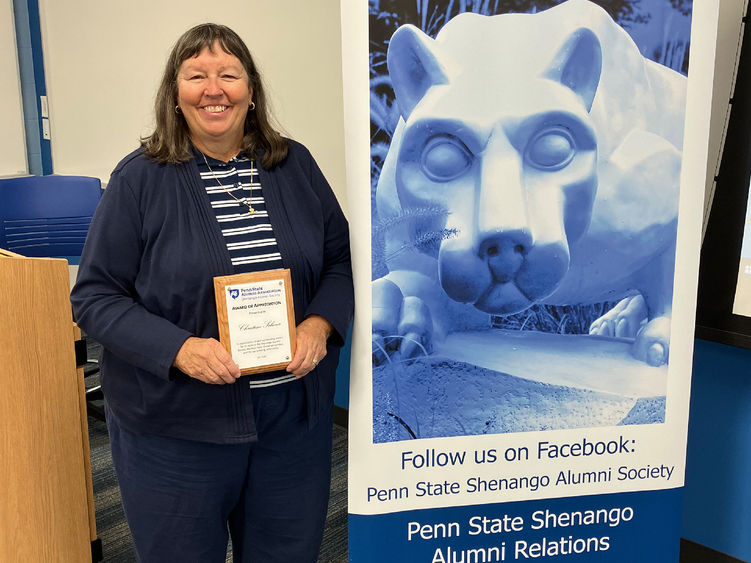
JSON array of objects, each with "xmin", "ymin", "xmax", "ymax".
[{"xmin": 0, "ymin": 175, "xmax": 102, "ymax": 260}]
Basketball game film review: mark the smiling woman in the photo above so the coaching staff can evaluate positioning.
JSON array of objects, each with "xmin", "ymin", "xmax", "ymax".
[{"xmin": 70, "ymin": 22, "xmax": 353, "ymax": 563}]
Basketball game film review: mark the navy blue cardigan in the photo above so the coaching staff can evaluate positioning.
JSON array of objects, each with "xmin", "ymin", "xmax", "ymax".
[{"xmin": 71, "ymin": 141, "xmax": 353, "ymax": 443}]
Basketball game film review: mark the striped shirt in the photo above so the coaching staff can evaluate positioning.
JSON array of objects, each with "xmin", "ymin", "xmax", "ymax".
[
  {"xmin": 197, "ymin": 150, "xmax": 295, "ymax": 388},
  {"xmin": 197, "ymin": 151, "xmax": 283, "ymax": 272}
]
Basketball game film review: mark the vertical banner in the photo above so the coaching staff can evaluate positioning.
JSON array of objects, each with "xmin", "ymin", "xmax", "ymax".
[{"xmin": 342, "ymin": 1, "xmax": 718, "ymax": 561}]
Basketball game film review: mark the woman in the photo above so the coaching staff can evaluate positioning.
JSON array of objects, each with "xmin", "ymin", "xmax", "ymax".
[{"xmin": 71, "ymin": 23, "xmax": 353, "ymax": 562}]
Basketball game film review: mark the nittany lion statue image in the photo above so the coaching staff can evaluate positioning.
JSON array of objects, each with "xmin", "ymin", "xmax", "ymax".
[{"xmin": 372, "ymin": 0, "xmax": 685, "ymax": 367}]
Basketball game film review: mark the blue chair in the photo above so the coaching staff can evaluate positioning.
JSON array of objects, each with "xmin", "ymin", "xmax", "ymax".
[
  {"xmin": 0, "ymin": 174, "xmax": 105, "ymax": 420},
  {"xmin": 0, "ymin": 175, "xmax": 102, "ymax": 263}
]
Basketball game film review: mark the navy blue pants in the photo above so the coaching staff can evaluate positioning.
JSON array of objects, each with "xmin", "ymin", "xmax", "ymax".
[{"xmin": 106, "ymin": 380, "xmax": 333, "ymax": 563}]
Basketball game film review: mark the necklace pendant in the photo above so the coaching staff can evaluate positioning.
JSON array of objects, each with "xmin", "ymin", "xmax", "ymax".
[{"xmin": 201, "ymin": 151, "xmax": 255, "ymax": 215}]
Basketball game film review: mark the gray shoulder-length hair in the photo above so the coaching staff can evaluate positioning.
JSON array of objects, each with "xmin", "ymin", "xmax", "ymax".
[{"xmin": 142, "ymin": 23, "xmax": 288, "ymax": 169}]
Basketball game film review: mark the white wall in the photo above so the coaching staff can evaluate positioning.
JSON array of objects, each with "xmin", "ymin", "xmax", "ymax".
[
  {"xmin": 37, "ymin": 0, "xmax": 348, "ymax": 211},
  {"xmin": 1, "ymin": 0, "xmax": 27, "ymax": 176}
]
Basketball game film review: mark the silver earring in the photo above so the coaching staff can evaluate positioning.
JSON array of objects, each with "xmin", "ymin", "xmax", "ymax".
[
  {"xmin": 175, "ymin": 105, "xmax": 181, "ymax": 114},
  {"xmin": 249, "ymin": 101, "xmax": 256, "ymax": 111}
]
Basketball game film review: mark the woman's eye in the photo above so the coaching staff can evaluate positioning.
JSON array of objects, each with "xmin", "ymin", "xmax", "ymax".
[
  {"xmin": 421, "ymin": 137, "xmax": 472, "ymax": 182},
  {"xmin": 526, "ymin": 128, "xmax": 575, "ymax": 169}
]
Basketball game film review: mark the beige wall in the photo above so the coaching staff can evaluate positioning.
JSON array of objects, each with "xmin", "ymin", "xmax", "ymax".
[
  {"xmin": 37, "ymin": 0, "xmax": 347, "ymax": 211},
  {"xmin": 1, "ymin": 1, "xmax": 27, "ymax": 176}
]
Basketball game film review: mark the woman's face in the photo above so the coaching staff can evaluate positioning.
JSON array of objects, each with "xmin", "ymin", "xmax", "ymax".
[{"xmin": 176, "ymin": 42, "xmax": 252, "ymax": 154}]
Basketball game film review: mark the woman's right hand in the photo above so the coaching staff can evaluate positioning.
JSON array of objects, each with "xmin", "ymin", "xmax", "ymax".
[{"xmin": 173, "ymin": 337, "xmax": 241, "ymax": 384}]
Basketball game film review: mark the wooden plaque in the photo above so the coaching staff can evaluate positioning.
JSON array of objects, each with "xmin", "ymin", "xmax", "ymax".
[{"xmin": 214, "ymin": 269, "xmax": 296, "ymax": 375}]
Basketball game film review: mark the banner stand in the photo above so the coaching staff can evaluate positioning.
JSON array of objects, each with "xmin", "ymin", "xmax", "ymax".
[{"xmin": 343, "ymin": 1, "xmax": 719, "ymax": 561}]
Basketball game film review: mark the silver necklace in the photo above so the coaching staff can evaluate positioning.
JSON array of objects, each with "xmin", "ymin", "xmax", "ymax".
[{"xmin": 201, "ymin": 152, "xmax": 255, "ymax": 215}]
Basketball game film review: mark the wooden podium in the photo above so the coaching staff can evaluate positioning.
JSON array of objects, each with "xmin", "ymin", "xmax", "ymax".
[{"xmin": 0, "ymin": 249, "xmax": 98, "ymax": 561}]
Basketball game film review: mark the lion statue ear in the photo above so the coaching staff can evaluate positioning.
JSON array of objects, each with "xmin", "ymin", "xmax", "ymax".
[
  {"xmin": 543, "ymin": 28, "xmax": 602, "ymax": 112},
  {"xmin": 388, "ymin": 24, "xmax": 449, "ymax": 119}
]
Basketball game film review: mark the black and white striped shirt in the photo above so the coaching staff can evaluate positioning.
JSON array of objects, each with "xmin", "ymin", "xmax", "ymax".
[{"xmin": 197, "ymin": 150, "xmax": 295, "ymax": 388}]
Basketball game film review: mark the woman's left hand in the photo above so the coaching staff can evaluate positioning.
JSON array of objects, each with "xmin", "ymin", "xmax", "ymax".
[{"xmin": 286, "ymin": 314, "xmax": 333, "ymax": 377}]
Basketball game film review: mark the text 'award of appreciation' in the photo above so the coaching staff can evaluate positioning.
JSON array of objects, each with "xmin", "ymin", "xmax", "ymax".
[{"xmin": 213, "ymin": 269, "xmax": 296, "ymax": 375}]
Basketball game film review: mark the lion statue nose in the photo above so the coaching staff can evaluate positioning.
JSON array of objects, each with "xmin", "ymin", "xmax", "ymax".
[{"xmin": 480, "ymin": 232, "xmax": 530, "ymax": 283}]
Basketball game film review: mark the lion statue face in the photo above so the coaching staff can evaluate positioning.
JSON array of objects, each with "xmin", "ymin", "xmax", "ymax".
[{"xmin": 390, "ymin": 23, "xmax": 602, "ymax": 314}]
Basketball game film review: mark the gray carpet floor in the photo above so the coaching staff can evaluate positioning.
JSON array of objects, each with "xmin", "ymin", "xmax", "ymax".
[{"xmin": 88, "ymin": 413, "xmax": 348, "ymax": 562}]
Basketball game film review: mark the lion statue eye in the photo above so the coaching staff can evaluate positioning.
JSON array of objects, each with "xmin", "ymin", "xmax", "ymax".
[
  {"xmin": 421, "ymin": 136, "xmax": 473, "ymax": 181},
  {"xmin": 526, "ymin": 128, "xmax": 575, "ymax": 170}
]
